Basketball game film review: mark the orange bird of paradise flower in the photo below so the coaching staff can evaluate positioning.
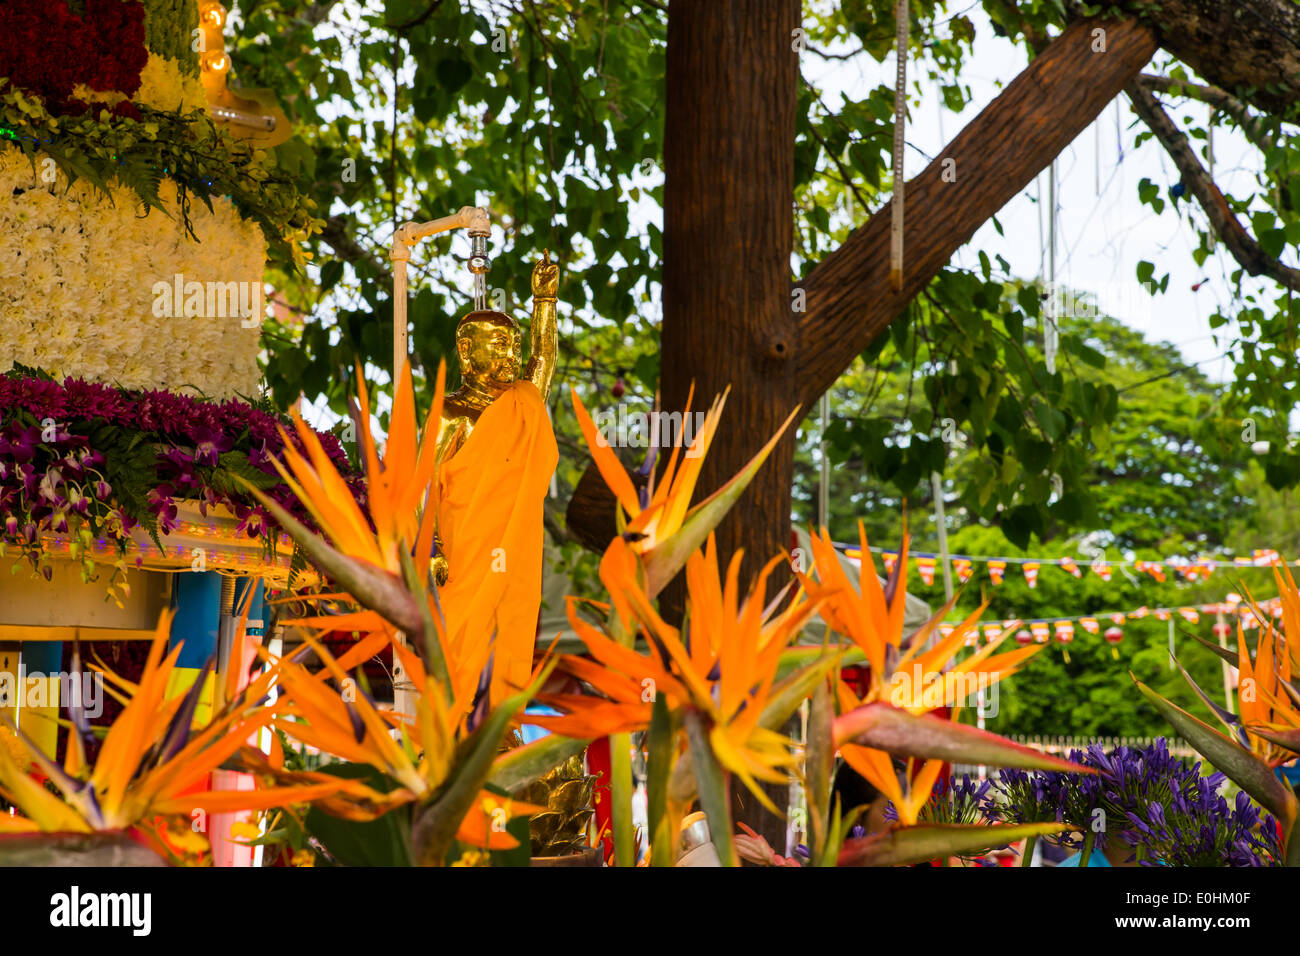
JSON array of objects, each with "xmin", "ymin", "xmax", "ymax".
[
  {"xmin": 795, "ymin": 525, "xmax": 1044, "ymax": 824},
  {"xmin": 569, "ymin": 385, "xmax": 798, "ymax": 600},
  {"xmin": 535, "ymin": 533, "xmax": 827, "ymax": 811},
  {"xmin": 0, "ymin": 612, "xmax": 350, "ymax": 849},
  {"xmin": 247, "ymin": 361, "xmax": 447, "ymax": 651},
  {"xmin": 262, "ymin": 628, "xmax": 544, "ymax": 853},
  {"xmin": 1232, "ymin": 569, "xmax": 1300, "ymax": 764}
]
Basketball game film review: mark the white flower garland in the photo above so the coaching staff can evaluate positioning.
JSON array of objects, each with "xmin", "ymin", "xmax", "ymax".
[{"xmin": 0, "ymin": 146, "xmax": 267, "ymax": 399}]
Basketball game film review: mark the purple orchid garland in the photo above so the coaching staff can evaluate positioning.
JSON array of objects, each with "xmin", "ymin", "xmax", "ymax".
[{"xmin": 0, "ymin": 371, "xmax": 363, "ymax": 578}]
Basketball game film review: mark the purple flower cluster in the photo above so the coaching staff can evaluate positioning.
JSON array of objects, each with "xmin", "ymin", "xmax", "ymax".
[
  {"xmin": 0, "ymin": 372, "xmax": 362, "ymax": 571},
  {"xmin": 1090, "ymin": 741, "xmax": 1280, "ymax": 867},
  {"xmin": 984, "ymin": 739, "xmax": 1280, "ymax": 867},
  {"xmin": 884, "ymin": 773, "xmax": 993, "ymax": 828}
]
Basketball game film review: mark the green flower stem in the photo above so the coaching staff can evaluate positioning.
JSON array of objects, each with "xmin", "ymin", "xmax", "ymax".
[
  {"xmin": 1079, "ymin": 831, "xmax": 1094, "ymax": 868},
  {"xmin": 605, "ymin": 599, "xmax": 637, "ymax": 867},
  {"xmin": 684, "ymin": 708, "xmax": 736, "ymax": 867},
  {"xmin": 1020, "ymin": 834, "xmax": 1037, "ymax": 867},
  {"xmin": 609, "ymin": 731, "xmax": 637, "ymax": 866}
]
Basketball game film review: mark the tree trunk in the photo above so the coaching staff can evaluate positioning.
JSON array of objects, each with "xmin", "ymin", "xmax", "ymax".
[
  {"xmin": 661, "ymin": 0, "xmax": 800, "ymax": 592},
  {"xmin": 660, "ymin": 0, "xmax": 801, "ymax": 850}
]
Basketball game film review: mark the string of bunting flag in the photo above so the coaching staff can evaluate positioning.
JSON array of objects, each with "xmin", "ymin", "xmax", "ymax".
[
  {"xmin": 928, "ymin": 594, "xmax": 1280, "ymax": 661},
  {"xmin": 841, "ymin": 545, "xmax": 1294, "ymax": 588}
]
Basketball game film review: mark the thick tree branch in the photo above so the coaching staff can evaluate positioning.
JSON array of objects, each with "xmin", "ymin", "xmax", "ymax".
[
  {"xmin": 795, "ymin": 16, "xmax": 1158, "ymax": 401},
  {"xmin": 1117, "ymin": 0, "xmax": 1300, "ymax": 116},
  {"xmin": 1125, "ymin": 78, "xmax": 1300, "ymax": 292}
]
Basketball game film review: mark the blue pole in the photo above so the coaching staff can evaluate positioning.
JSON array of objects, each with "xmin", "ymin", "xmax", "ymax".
[{"xmin": 170, "ymin": 572, "xmax": 222, "ymax": 720}]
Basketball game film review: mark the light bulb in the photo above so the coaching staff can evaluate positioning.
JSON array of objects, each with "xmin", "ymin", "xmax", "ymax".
[{"xmin": 201, "ymin": 3, "xmax": 226, "ymax": 28}]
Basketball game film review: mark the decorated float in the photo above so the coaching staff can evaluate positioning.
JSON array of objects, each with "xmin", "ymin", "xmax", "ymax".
[{"xmin": 0, "ymin": 0, "xmax": 344, "ymax": 799}]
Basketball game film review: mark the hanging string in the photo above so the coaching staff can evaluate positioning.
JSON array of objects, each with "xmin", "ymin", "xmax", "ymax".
[
  {"xmin": 889, "ymin": 0, "xmax": 908, "ymax": 292},
  {"xmin": 1094, "ymin": 115, "xmax": 1100, "ymax": 196},
  {"xmin": 1045, "ymin": 160, "xmax": 1058, "ymax": 374}
]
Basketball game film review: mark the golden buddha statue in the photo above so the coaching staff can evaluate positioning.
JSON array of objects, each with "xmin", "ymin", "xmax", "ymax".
[
  {"xmin": 435, "ymin": 251, "xmax": 559, "ymax": 462},
  {"xmin": 431, "ymin": 252, "xmax": 560, "ymax": 707}
]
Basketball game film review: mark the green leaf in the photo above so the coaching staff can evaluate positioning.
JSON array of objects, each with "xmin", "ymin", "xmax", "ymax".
[
  {"xmin": 833, "ymin": 702, "xmax": 1097, "ymax": 773},
  {"xmin": 212, "ymin": 450, "xmax": 279, "ymax": 494},
  {"xmin": 1132, "ymin": 676, "xmax": 1297, "ymax": 824},
  {"xmin": 683, "ymin": 709, "xmax": 736, "ymax": 867},
  {"xmin": 411, "ymin": 666, "xmax": 552, "ymax": 865},
  {"xmin": 435, "ymin": 56, "xmax": 474, "ymax": 94},
  {"xmin": 304, "ymin": 763, "xmax": 413, "ymax": 866},
  {"xmin": 838, "ymin": 821, "xmax": 1075, "ymax": 867},
  {"xmin": 488, "ymin": 734, "xmax": 589, "ymax": 793},
  {"xmin": 646, "ymin": 695, "xmax": 674, "ymax": 867},
  {"xmin": 633, "ymin": 352, "xmax": 660, "ymax": 390}
]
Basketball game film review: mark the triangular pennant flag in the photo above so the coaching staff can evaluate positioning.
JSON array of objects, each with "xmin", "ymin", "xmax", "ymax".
[
  {"xmin": 1154, "ymin": 609, "xmax": 1171, "ymax": 622},
  {"xmin": 917, "ymin": 556, "xmax": 937, "ymax": 586},
  {"xmin": 1179, "ymin": 607, "xmax": 1200, "ymax": 623},
  {"xmin": 1030, "ymin": 621, "xmax": 1049, "ymax": 643},
  {"xmin": 1059, "ymin": 556, "xmax": 1081, "ymax": 578},
  {"xmin": 1092, "ymin": 561, "xmax": 1112, "ymax": 582},
  {"xmin": 882, "ymin": 551, "xmax": 899, "ymax": 576},
  {"xmin": 1054, "ymin": 620, "xmax": 1074, "ymax": 663},
  {"xmin": 1135, "ymin": 561, "xmax": 1166, "ymax": 583},
  {"xmin": 1110, "ymin": 612, "xmax": 1126, "ymax": 625},
  {"xmin": 953, "ymin": 558, "xmax": 973, "ymax": 583},
  {"xmin": 982, "ymin": 623, "xmax": 1003, "ymax": 644},
  {"xmin": 1079, "ymin": 617, "xmax": 1099, "ymax": 634},
  {"xmin": 1023, "ymin": 562, "xmax": 1040, "ymax": 588},
  {"xmin": 987, "ymin": 560, "xmax": 1007, "ymax": 585}
]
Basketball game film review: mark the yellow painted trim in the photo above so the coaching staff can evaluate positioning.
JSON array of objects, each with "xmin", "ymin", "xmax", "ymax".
[{"xmin": 0, "ymin": 625, "xmax": 159, "ymax": 642}]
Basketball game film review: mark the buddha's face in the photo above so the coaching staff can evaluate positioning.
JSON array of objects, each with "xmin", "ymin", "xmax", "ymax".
[{"xmin": 457, "ymin": 316, "xmax": 521, "ymax": 391}]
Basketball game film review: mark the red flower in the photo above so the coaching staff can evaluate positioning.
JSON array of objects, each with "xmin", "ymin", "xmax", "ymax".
[{"xmin": 0, "ymin": 0, "xmax": 147, "ymax": 117}]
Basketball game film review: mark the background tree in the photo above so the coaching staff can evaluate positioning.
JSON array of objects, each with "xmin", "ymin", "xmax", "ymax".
[
  {"xmin": 234, "ymin": 0, "xmax": 1300, "ymax": 569},
  {"xmin": 791, "ymin": 307, "xmax": 1290, "ymax": 737},
  {"xmin": 229, "ymin": 0, "xmax": 1300, "ymax": 841}
]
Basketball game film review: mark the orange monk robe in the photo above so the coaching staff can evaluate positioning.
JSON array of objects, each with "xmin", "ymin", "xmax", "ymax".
[{"xmin": 437, "ymin": 380, "xmax": 558, "ymax": 707}]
